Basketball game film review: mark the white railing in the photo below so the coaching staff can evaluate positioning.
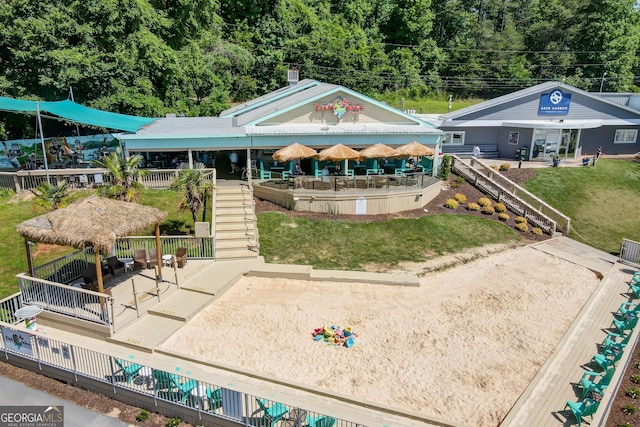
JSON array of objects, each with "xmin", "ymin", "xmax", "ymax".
[
  {"xmin": 451, "ymin": 157, "xmax": 559, "ymax": 234},
  {"xmin": 32, "ymin": 249, "xmax": 94, "ymax": 283},
  {"xmin": 114, "ymin": 236, "xmax": 214, "ymax": 260},
  {"xmin": 621, "ymin": 238, "xmax": 640, "ymax": 267},
  {"xmin": 0, "ymin": 292, "xmax": 24, "ymax": 324},
  {"xmin": 17, "ymin": 274, "xmax": 113, "ymax": 326}
]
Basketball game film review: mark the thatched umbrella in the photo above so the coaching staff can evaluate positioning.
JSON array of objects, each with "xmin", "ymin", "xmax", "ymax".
[
  {"xmin": 272, "ymin": 142, "xmax": 318, "ymax": 162},
  {"xmin": 394, "ymin": 141, "xmax": 436, "ymax": 157},
  {"xmin": 358, "ymin": 143, "xmax": 398, "ymax": 160},
  {"xmin": 16, "ymin": 196, "xmax": 167, "ymax": 295},
  {"xmin": 317, "ymin": 143, "xmax": 361, "ymax": 161}
]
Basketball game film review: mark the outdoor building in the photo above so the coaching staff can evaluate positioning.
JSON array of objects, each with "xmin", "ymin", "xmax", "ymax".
[{"xmin": 429, "ymin": 81, "xmax": 640, "ymax": 162}]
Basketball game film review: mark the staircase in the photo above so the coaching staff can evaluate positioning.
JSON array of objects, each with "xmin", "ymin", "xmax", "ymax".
[{"xmin": 214, "ymin": 183, "xmax": 260, "ymax": 260}]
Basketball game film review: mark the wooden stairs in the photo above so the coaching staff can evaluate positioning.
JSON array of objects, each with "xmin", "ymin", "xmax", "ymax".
[{"xmin": 214, "ymin": 184, "xmax": 260, "ymax": 260}]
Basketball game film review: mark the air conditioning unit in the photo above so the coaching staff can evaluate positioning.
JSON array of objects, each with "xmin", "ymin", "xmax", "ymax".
[{"xmin": 194, "ymin": 222, "xmax": 210, "ymax": 238}]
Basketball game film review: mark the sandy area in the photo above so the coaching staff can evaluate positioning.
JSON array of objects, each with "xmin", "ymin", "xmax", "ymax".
[{"xmin": 160, "ymin": 246, "xmax": 600, "ymax": 427}]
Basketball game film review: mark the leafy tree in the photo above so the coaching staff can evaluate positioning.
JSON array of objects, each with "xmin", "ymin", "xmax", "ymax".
[
  {"xmin": 91, "ymin": 148, "xmax": 147, "ymax": 203},
  {"xmin": 170, "ymin": 163, "xmax": 213, "ymax": 224},
  {"xmin": 33, "ymin": 180, "xmax": 70, "ymax": 212}
]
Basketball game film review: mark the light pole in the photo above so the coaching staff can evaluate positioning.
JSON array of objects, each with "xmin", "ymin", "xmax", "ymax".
[{"xmin": 599, "ymin": 71, "xmax": 607, "ymax": 93}]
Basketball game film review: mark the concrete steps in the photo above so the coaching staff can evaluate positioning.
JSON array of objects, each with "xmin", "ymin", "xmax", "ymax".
[{"xmin": 214, "ymin": 185, "xmax": 259, "ymax": 260}]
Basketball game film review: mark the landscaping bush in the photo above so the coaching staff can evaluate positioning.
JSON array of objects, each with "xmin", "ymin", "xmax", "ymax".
[
  {"xmin": 498, "ymin": 213, "xmax": 509, "ymax": 221},
  {"xmin": 454, "ymin": 193, "xmax": 467, "ymax": 204},
  {"xmin": 622, "ymin": 404, "xmax": 637, "ymax": 415},
  {"xmin": 477, "ymin": 197, "xmax": 492, "ymax": 207},
  {"xmin": 451, "ymin": 176, "xmax": 465, "ymax": 188},
  {"xmin": 632, "ymin": 374, "xmax": 640, "ymax": 384},
  {"xmin": 490, "ymin": 165, "xmax": 499, "ymax": 171},
  {"xmin": 499, "ymin": 163, "xmax": 511, "ymax": 171},
  {"xmin": 494, "ymin": 203, "xmax": 507, "ymax": 213},
  {"xmin": 445, "ymin": 199, "xmax": 459, "ymax": 209},
  {"xmin": 166, "ymin": 418, "xmax": 181, "ymax": 427},
  {"xmin": 466, "ymin": 202, "xmax": 481, "ymax": 211},
  {"xmin": 135, "ymin": 410, "xmax": 149, "ymax": 422},
  {"xmin": 626, "ymin": 388, "xmax": 640, "ymax": 399},
  {"xmin": 515, "ymin": 222, "xmax": 528, "ymax": 232},
  {"xmin": 482, "ymin": 206, "xmax": 495, "ymax": 215},
  {"xmin": 532, "ymin": 227, "xmax": 543, "ymax": 236},
  {"xmin": 515, "ymin": 216, "xmax": 527, "ymax": 224}
]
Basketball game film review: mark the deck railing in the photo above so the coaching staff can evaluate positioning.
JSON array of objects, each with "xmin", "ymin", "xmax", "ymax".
[
  {"xmin": 260, "ymin": 173, "xmax": 439, "ymax": 192},
  {"xmin": 451, "ymin": 156, "xmax": 560, "ymax": 234},
  {"xmin": 0, "ymin": 292, "xmax": 24, "ymax": 324},
  {"xmin": 620, "ymin": 238, "xmax": 640, "ymax": 267},
  {"xmin": 17, "ymin": 274, "xmax": 113, "ymax": 326},
  {"xmin": 0, "ymin": 327, "xmax": 365, "ymax": 427},
  {"xmin": 32, "ymin": 249, "xmax": 94, "ymax": 283},
  {"xmin": 114, "ymin": 236, "xmax": 214, "ymax": 260}
]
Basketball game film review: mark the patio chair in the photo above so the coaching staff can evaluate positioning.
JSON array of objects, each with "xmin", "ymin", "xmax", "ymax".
[
  {"xmin": 133, "ymin": 249, "xmax": 147, "ymax": 270},
  {"xmin": 169, "ymin": 374, "xmax": 198, "ymax": 403},
  {"xmin": 306, "ymin": 416, "xmax": 337, "ymax": 427},
  {"xmin": 113, "ymin": 358, "xmax": 143, "ymax": 384},
  {"xmin": 106, "ymin": 256, "xmax": 125, "ymax": 277},
  {"xmin": 148, "ymin": 247, "xmax": 158, "ymax": 268},
  {"xmin": 611, "ymin": 314, "xmax": 639, "ymax": 333},
  {"xmin": 255, "ymin": 398, "xmax": 288, "ymax": 427},
  {"xmin": 578, "ymin": 367, "xmax": 615, "ymax": 399},
  {"xmin": 206, "ymin": 387, "xmax": 223, "ymax": 411},
  {"xmin": 629, "ymin": 282, "xmax": 640, "ymax": 299},
  {"xmin": 152, "ymin": 369, "xmax": 173, "ymax": 390},
  {"xmin": 564, "ymin": 398, "xmax": 599, "ymax": 427},
  {"xmin": 614, "ymin": 301, "xmax": 640, "ymax": 319},
  {"xmin": 591, "ymin": 348, "xmax": 623, "ymax": 371},
  {"xmin": 601, "ymin": 331, "xmax": 631, "ymax": 354},
  {"xmin": 174, "ymin": 247, "xmax": 187, "ymax": 268}
]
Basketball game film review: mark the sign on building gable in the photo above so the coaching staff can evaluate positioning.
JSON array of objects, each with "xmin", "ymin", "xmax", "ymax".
[{"xmin": 539, "ymin": 89, "xmax": 571, "ymax": 115}]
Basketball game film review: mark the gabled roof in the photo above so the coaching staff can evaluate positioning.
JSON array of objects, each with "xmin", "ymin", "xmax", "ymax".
[
  {"xmin": 440, "ymin": 81, "xmax": 640, "ymax": 121},
  {"xmin": 0, "ymin": 97, "xmax": 157, "ymax": 132},
  {"xmin": 121, "ymin": 117, "xmax": 242, "ymax": 140},
  {"xmin": 225, "ymin": 80, "xmax": 437, "ymax": 128}
]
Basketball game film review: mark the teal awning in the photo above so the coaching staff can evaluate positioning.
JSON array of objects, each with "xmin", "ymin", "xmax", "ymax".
[{"xmin": 0, "ymin": 96, "xmax": 157, "ymax": 132}]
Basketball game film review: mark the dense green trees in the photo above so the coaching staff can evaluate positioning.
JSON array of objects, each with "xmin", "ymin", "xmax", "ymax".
[{"xmin": 0, "ymin": 0, "xmax": 638, "ymax": 135}]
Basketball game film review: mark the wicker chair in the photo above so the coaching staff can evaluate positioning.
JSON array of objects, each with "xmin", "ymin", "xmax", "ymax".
[
  {"xmin": 133, "ymin": 249, "xmax": 147, "ymax": 270},
  {"xmin": 148, "ymin": 247, "xmax": 158, "ymax": 268},
  {"xmin": 106, "ymin": 256, "xmax": 125, "ymax": 277},
  {"xmin": 174, "ymin": 247, "xmax": 187, "ymax": 268}
]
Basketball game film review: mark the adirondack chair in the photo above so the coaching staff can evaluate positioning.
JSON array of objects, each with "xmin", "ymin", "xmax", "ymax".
[
  {"xmin": 611, "ymin": 314, "xmax": 639, "ymax": 333},
  {"xmin": 591, "ymin": 349, "xmax": 624, "ymax": 371},
  {"xmin": 169, "ymin": 374, "xmax": 198, "ymax": 403},
  {"xmin": 601, "ymin": 331, "xmax": 632, "ymax": 354},
  {"xmin": 564, "ymin": 398, "xmax": 599, "ymax": 427},
  {"xmin": 206, "ymin": 387, "xmax": 223, "ymax": 411},
  {"xmin": 255, "ymin": 398, "xmax": 288, "ymax": 427},
  {"xmin": 629, "ymin": 282, "xmax": 640, "ymax": 299},
  {"xmin": 614, "ymin": 301, "xmax": 640, "ymax": 319},
  {"xmin": 113, "ymin": 358, "xmax": 143, "ymax": 384},
  {"xmin": 578, "ymin": 367, "xmax": 615, "ymax": 399},
  {"xmin": 306, "ymin": 416, "xmax": 337, "ymax": 427}
]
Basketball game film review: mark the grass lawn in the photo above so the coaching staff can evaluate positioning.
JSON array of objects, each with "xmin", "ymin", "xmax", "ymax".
[{"xmin": 521, "ymin": 159, "xmax": 640, "ymax": 255}]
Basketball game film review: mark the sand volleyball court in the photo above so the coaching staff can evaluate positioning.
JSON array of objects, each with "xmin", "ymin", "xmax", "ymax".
[{"xmin": 160, "ymin": 246, "xmax": 600, "ymax": 426}]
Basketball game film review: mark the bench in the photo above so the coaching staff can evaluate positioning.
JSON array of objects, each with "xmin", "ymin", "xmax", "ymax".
[{"xmin": 442, "ymin": 144, "xmax": 499, "ymax": 159}]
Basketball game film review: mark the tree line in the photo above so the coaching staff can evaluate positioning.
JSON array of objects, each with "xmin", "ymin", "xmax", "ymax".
[{"xmin": 0, "ymin": 0, "xmax": 638, "ymax": 138}]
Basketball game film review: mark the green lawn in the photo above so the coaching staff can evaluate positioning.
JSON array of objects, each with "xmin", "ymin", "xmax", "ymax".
[{"xmin": 521, "ymin": 159, "xmax": 640, "ymax": 254}]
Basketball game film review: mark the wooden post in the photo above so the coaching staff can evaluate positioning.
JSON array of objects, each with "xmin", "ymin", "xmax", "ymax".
[
  {"xmin": 96, "ymin": 251, "xmax": 104, "ymax": 295},
  {"xmin": 155, "ymin": 223, "xmax": 162, "ymax": 279},
  {"xmin": 24, "ymin": 239, "xmax": 35, "ymax": 277}
]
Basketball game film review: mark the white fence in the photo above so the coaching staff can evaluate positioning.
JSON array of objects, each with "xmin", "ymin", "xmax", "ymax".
[{"xmin": 621, "ymin": 238, "xmax": 640, "ymax": 267}]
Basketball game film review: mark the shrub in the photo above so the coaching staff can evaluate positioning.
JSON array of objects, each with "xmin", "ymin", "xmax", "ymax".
[
  {"xmin": 445, "ymin": 199, "xmax": 459, "ymax": 209},
  {"xmin": 499, "ymin": 163, "xmax": 511, "ymax": 171},
  {"xmin": 477, "ymin": 197, "xmax": 492, "ymax": 207},
  {"xmin": 626, "ymin": 388, "xmax": 640, "ymax": 399},
  {"xmin": 166, "ymin": 418, "xmax": 181, "ymax": 427},
  {"xmin": 454, "ymin": 193, "xmax": 467, "ymax": 204},
  {"xmin": 482, "ymin": 206, "xmax": 495, "ymax": 215},
  {"xmin": 515, "ymin": 216, "xmax": 527, "ymax": 224},
  {"xmin": 622, "ymin": 404, "xmax": 637, "ymax": 415},
  {"xmin": 632, "ymin": 374, "xmax": 640, "ymax": 384},
  {"xmin": 490, "ymin": 165, "xmax": 499, "ymax": 171},
  {"xmin": 635, "ymin": 360, "xmax": 640, "ymax": 370},
  {"xmin": 515, "ymin": 222, "xmax": 528, "ymax": 232},
  {"xmin": 532, "ymin": 227, "xmax": 543, "ymax": 236},
  {"xmin": 498, "ymin": 213, "xmax": 509, "ymax": 221},
  {"xmin": 440, "ymin": 155, "xmax": 451, "ymax": 180},
  {"xmin": 467, "ymin": 202, "xmax": 481, "ymax": 211},
  {"xmin": 135, "ymin": 410, "xmax": 149, "ymax": 422},
  {"xmin": 618, "ymin": 421, "xmax": 632, "ymax": 427},
  {"xmin": 494, "ymin": 203, "xmax": 507, "ymax": 213},
  {"xmin": 451, "ymin": 176, "xmax": 465, "ymax": 188}
]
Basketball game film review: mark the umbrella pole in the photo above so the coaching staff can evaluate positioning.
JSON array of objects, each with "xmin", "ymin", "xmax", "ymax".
[{"xmin": 155, "ymin": 223, "xmax": 162, "ymax": 281}]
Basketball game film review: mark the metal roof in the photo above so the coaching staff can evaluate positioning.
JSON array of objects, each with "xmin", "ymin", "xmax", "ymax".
[
  {"xmin": 245, "ymin": 123, "xmax": 442, "ymax": 136},
  {"xmin": 121, "ymin": 117, "xmax": 244, "ymax": 139}
]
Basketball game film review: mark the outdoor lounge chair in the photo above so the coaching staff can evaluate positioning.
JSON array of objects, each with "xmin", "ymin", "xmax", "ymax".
[
  {"xmin": 169, "ymin": 374, "xmax": 198, "ymax": 403},
  {"xmin": 206, "ymin": 387, "xmax": 223, "ymax": 411},
  {"xmin": 591, "ymin": 349, "xmax": 623, "ymax": 371},
  {"xmin": 578, "ymin": 367, "xmax": 615, "ymax": 399},
  {"xmin": 113, "ymin": 358, "xmax": 143, "ymax": 384},
  {"xmin": 106, "ymin": 256, "xmax": 126, "ymax": 277},
  {"xmin": 601, "ymin": 331, "xmax": 631, "ymax": 354},
  {"xmin": 306, "ymin": 416, "xmax": 337, "ymax": 427},
  {"xmin": 564, "ymin": 398, "xmax": 599, "ymax": 427},
  {"xmin": 255, "ymin": 398, "xmax": 288, "ymax": 427},
  {"xmin": 611, "ymin": 314, "xmax": 639, "ymax": 333},
  {"xmin": 629, "ymin": 282, "xmax": 640, "ymax": 299},
  {"xmin": 174, "ymin": 247, "xmax": 187, "ymax": 268},
  {"xmin": 133, "ymin": 249, "xmax": 147, "ymax": 270},
  {"xmin": 614, "ymin": 302, "xmax": 640, "ymax": 319}
]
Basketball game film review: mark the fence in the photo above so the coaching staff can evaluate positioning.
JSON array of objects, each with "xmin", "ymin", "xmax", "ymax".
[
  {"xmin": 32, "ymin": 249, "xmax": 94, "ymax": 283},
  {"xmin": 621, "ymin": 238, "xmax": 640, "ymax": 267},
  {"xmin": 0, "ymin": 326, "xmax": 362, "ymax": 427},
  {"xmin": 451, "ymin": 156, "xmax": 561, "ymax": 234},
  {"xmin": 114, "ymin": 236, "xmax": 214, "ymax": 260},
  {"xmin": 260, "ymin": 173, "xmax": 439, "ymax": 192},
  {"xmin": 0, "ymin": 293, "xmax": 23, "ymax": 324}
]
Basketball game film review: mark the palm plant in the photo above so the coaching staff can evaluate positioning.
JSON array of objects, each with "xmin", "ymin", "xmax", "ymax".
[
  {"xmin": 91, "ymin": 148, "xmax": 147, "ymax": 203},
  {"xmin": 34, "ymin": 180, "xmax": 69, "ymax": 211},
  {"xmin": 170, "ymin": 162, "xmax": 212, "ymax": 223}
]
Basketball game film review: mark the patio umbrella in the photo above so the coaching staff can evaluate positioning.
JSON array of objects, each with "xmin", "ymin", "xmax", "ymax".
[
  {"xmin": 317, "ymin": 143, "xmax": 361, "ymax": 161},
  {"xmin": 393, "ymin": 141, "xmax": 436, "ymax": 157},
  {"xmin": 272, "ymin": 142, "xmax": 318, "ymax": 162},
  {"xmin": 358, "ymin": 143, "xmax": 398, "ymax": 160}
]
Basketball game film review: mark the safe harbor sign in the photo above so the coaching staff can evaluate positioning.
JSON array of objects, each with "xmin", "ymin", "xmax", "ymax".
[{"xmin": 539, "ymin": 89, "xmax": 571, "ymax": 115}]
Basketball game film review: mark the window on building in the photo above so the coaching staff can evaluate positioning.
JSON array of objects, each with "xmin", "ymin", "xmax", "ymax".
[
  {"xmin": 614, "ymin": 129, "xmax": 638, "ymax": 144},
  {"xmin": 441, "ymin": 131, "xmax": 465, "ymax": 145}
]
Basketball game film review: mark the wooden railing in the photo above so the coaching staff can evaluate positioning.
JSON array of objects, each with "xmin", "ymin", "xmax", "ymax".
[{"xmin": 451, "ymin": 156, "xmax": 562, "ymax": 234}]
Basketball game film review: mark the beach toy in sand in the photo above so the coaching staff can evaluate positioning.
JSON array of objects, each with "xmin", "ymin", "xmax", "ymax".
[
  {"xmin": 315, "ymin": 334, "xmax": 323, "ymax": 341},
  {"xmin": 324, "ymin": 326, "xmax": 334, "ymax": 337},
  {"xmin": 345, "ymin": 337, "xmax": 355, "ymax": 348},
  {"xmin": 343, "ymin": 327, "xmax": 351, "ymax": 337}
]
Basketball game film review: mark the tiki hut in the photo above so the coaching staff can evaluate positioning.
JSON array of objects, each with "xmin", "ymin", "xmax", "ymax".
[
  {"xmin": 16, "ymin": 196, "xmax": 167, "ymax": 294},
  {"xmin": 358, "ymin": 143, "xmax": 398, "ymax": 160},
  {"xmin": 394, "ymin": 141, "xmax": 436, "ymax": 158},
  {"xmin": 272, "ymin": 142, "xmax": 318, "ymax": 162}
]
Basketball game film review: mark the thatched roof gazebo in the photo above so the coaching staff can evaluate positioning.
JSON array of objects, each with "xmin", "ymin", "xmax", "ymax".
[
  {"xmin": 16, "ymin": 196, "xmax": 167, "ymax": 295},
  {"xmin": 272, "ymin": 142, "xmax": 318, "ymax": 162}
]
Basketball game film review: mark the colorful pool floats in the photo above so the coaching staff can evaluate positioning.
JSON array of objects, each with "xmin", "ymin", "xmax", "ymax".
[{"xmin": 312, "ymin": 325, "xmax": 356, "ymax": 348}]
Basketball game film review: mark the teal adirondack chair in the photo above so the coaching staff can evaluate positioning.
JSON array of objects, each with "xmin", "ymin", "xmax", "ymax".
[
  {"xmin": 629, "ymin": 282, "xmax": 640, "ymax": 299},
  {"xmin": 169, "ymin": 374, "xmax": 198, "ymax": 403},
  {"xmin": 611, "ymin": 314, "xmax": 639, "ymax": 333},
  {"xmin": 113, "ymin": 358, "xmax": 143, "ymax": 384},
  {"xmin": 564, "ymin": 398, "xmax": 599, "ymax": 427},
  {"xmin": 578, "ymin": 367, "xmax": 615, "ymax": 399},
  {"xmin": 255, "ymin": 398, "xmax": 288, "ymax": 427},
  {"xmin": 152, "ymin": 369, "xmax": 173, "ymax": 390},
  {"xmin": 615, "ymin": 302, "xmax": 640, "ymax": 318},
  {"xmin": 602, "ymin": 331, "xmax": 632, "ymax": 354},
  {"xmin": 306, "ymin": 416, "xmax": 337, "ymax": 427},
  {"xmin": 592, "ymin": 349, "xmax": 624, "ymax": 371},
  {"xmin": 206, "ymin": 387, "xmax": 223, "ymax": 411}
]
